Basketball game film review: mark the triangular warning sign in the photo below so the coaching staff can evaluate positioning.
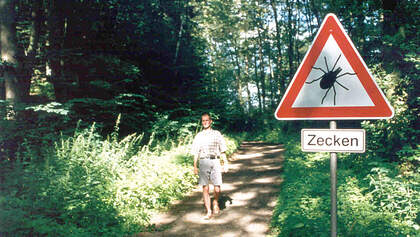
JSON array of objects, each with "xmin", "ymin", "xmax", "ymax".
[{"xmin": 275, "ymin": 13, "xmax": 394, "ymax": 120}]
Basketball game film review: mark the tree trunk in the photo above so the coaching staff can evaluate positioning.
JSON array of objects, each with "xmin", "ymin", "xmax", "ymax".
[
  {"xmin": 0, "ymin": 0, "xmax": 19, "ymax": 104},
  {"xmin": 246, "ymin": 82, "xmax": 252, "ymax": 113},
  {"xmin": 21, "ymin": 0, "xmax": 42, "ymax": 101},
  {"xmin": 47, "ymin": 0, "xmax": 66, "ymax": 101},
  {"xmin": 269, "ymin": 0, "xmax": 284, "ymax": 102},
  {"xmin": 295, "ymin": 1, "xmax": 301, "ymax": 66},
  {"xmin": 0, "ymin": 0, "xmax": 42, "ymax": 106},
  {"xmin": 268, "ymin": 51, "xmax": 276, "ymax": 109},
  {"xmin": 173, "ymin": 11, "xmax": 185, "ymax": 65},
  {"xmin": 310, "ymin": 0, "xmax": 321, "ymax": 27},
  {"xmin": 253, "ymin": 48, "xmax": 262, "ymax": 113},
  {"xmin": 381, "ymin": 0, "xmax": 400, "ymax": 69},
  {"xmin": 286, "ymin": 0, "xmax": 295, "ymax": 81},
  {"xmin": 381, "ymin": 0, "xmax": 418, "ymax": 112},
  {"xmin": 303, "ymin": 0, "xmax": 314, "ymax": 35},
  {"xmin": 233, "ymin": 43, "xmax": 244, "ymax": 107},
  {"xmin": 244, "ymin": 54, "xmax": 252, "ymax": 112},
  {"xmin": 257, "ymin": 27, "xmax": 266, "ymax": 111}
]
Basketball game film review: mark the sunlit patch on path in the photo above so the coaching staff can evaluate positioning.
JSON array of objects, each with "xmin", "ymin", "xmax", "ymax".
[{"xmin": 136, "ymin": 141, "xmax": 284, "ymax": 237}]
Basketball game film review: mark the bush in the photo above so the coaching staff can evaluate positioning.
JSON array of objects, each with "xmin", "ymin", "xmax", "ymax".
[
  {"xmin": 0, "ymin": 117, "xmax": 243, "ymax": 236},
  {"xmin": 270, "ymin": 135, "xmax": 420, "ymax": 236},
  {"xmin": 0, "ymin": 124, "xmax": 192, "ymax": 236}
]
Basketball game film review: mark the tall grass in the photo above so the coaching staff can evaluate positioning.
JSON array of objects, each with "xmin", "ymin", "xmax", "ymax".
[
  {"xmin": 269, "ymin": 133, "xmax": 419, "ymax": 236},
  {"xmin": 0, "ymin": 119, "xmax": 242, "ymax": 236}
]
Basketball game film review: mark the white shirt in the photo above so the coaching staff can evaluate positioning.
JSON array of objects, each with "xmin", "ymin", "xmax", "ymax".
[{"xmin": 191, "ymin": 129, "xmax": 227, "ymax": 158}]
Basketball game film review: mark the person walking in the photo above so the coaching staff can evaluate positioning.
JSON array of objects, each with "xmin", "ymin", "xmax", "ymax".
[{"xmin": 191, "ymin": 112, "xmax": 229, "ymax": 220}]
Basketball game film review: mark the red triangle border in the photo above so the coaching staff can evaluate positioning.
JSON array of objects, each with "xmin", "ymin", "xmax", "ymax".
[{"xmin": 275, "ymin": 13, "xmax": 394, "ymax": 120}]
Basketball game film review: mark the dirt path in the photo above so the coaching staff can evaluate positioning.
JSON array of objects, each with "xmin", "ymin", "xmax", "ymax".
[{"xmin": 138, "ymin": 141, "xmax": 284, "ymax": 237}]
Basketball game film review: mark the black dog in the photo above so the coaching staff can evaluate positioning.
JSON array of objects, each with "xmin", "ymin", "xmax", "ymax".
[{"xmin": 211, "ymin": 194, "xmax": 233, "ymax": 211}]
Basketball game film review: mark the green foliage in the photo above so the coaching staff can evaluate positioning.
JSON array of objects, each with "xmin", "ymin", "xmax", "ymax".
[
  {"xmin": 0, "ymin": 101, "xmax": 75, "ymax": 163},
  {"xmin": 67, "ymin": 94, "xmax": 156, "ymax": 136},
  {"xmin": 0, "ymin": 117, "xmax": 242, "ymax": 236},
  {"xmin": 361, "ymin": 62, "xmax": 419, "ymax": 163},
  {"xmin": 254, "ymin": 127, "xmax": 292, "ymax": 145},
  {"xmin": 26, "ymin": 102, "xmax": 70, "ymax": 116},
  {"xmin": 0, "ymin": 124, "xmax": 188, "ymax": 236},
  {"xmin": 150, "ymin": 112, "xmax": 198, "ymax": 147},
  {"xmin": 337, "ymin": 176, "xmax": 397, "ymax": 236},
  {"xmin": 366, "ymin": 166, "xmax": 420, "ymax": 231},
  {"xmin": 270, "ymin": 135, "xmax": 420, "ymax": 236},
  {"xmin": 268, "ymin": 3, "xmax": 420, "ymax": 233},
  {"xmin": 224, "ymin": 134, "xmax": 243, "ymax": 157},
  {"xmin": 1, "ymin": 0, "xmax": 418, "ymax": 235}
]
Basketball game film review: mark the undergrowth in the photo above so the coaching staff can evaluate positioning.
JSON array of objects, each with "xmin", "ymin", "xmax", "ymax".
[
  {"xmin": 0, "ymin": 118, "xmax": 242, "ymax": 236},
  {"xmin": 269, "ymin": 133, "xmax": 419, "ymax": 236}
]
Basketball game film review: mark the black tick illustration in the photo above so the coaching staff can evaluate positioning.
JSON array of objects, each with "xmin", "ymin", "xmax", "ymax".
[{"xmin": 306, "ymin": 54, "xmax": 356, "ymax": 105}]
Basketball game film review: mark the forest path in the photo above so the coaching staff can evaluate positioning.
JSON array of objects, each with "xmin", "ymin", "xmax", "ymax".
[{"xmin": 137, "ymin": 141, "xmax": 284, "ymax": 237}]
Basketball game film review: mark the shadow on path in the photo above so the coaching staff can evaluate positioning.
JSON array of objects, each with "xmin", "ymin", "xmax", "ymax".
[{"xmin": 137, "ymin": 141, "xmax": 284, "ymax": 237}]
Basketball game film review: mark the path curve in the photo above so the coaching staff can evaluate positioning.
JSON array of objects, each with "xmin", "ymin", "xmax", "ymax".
[{"xmin": 138, "ymin": 141, "xmax": 284, "ymax": 237}]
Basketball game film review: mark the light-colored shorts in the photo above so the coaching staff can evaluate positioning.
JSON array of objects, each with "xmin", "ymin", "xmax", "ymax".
[{"xmin": 198, "ymin": 158, "xmax": 222, "ymax": 186}]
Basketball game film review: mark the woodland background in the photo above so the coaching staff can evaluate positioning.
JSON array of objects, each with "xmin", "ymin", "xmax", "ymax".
[{"xmin": 0, "ymin": 0, "xmax": 418, "ymax": 236}]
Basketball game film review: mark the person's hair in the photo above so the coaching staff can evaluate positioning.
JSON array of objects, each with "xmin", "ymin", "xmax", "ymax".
[{"xmin": 201, "ymin": 112, "xmax": 212, "ymax": 121}]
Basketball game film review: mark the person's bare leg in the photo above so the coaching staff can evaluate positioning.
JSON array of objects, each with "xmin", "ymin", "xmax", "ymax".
[
  {"xmin": 213, "ymin": 185, "xmax": 221, "ymax": 214},
  {"xmin": 203, "ymin": 185, "xmax": 212, "ymax": 218}
]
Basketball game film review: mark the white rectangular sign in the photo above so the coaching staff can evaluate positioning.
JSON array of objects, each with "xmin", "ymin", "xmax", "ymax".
[{"xmin": 301, "ymin": 129, "xmax": 365, "ymax": 153}]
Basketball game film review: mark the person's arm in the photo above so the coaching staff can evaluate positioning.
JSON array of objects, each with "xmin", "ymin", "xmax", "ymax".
[
  {"xmin": 221, "ymin": 152, "xmax": 228, "ymax": 173},
  {"xmin": 193, "ymin": 154, "xmax": 199, "ymax": 175},
  {"xmin": 191, "ymin": 134, "xmax": 200, "ymax": 175},
  {"xmin": 217, "ymin": 132, "xmax": 229, "ymax": 173}
]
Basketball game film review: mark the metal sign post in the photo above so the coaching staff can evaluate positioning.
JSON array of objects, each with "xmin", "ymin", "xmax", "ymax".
[
  {"xmin": 300, "ymin": 123, "xmax": 365, "ymax": 236},
  {"xmin": 330, "ymin": 121, "xmax": 337, "ymax": 237},
  {"xmin": 274, "ymin": 12, "xmax": 394, "ymax": 237}
]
